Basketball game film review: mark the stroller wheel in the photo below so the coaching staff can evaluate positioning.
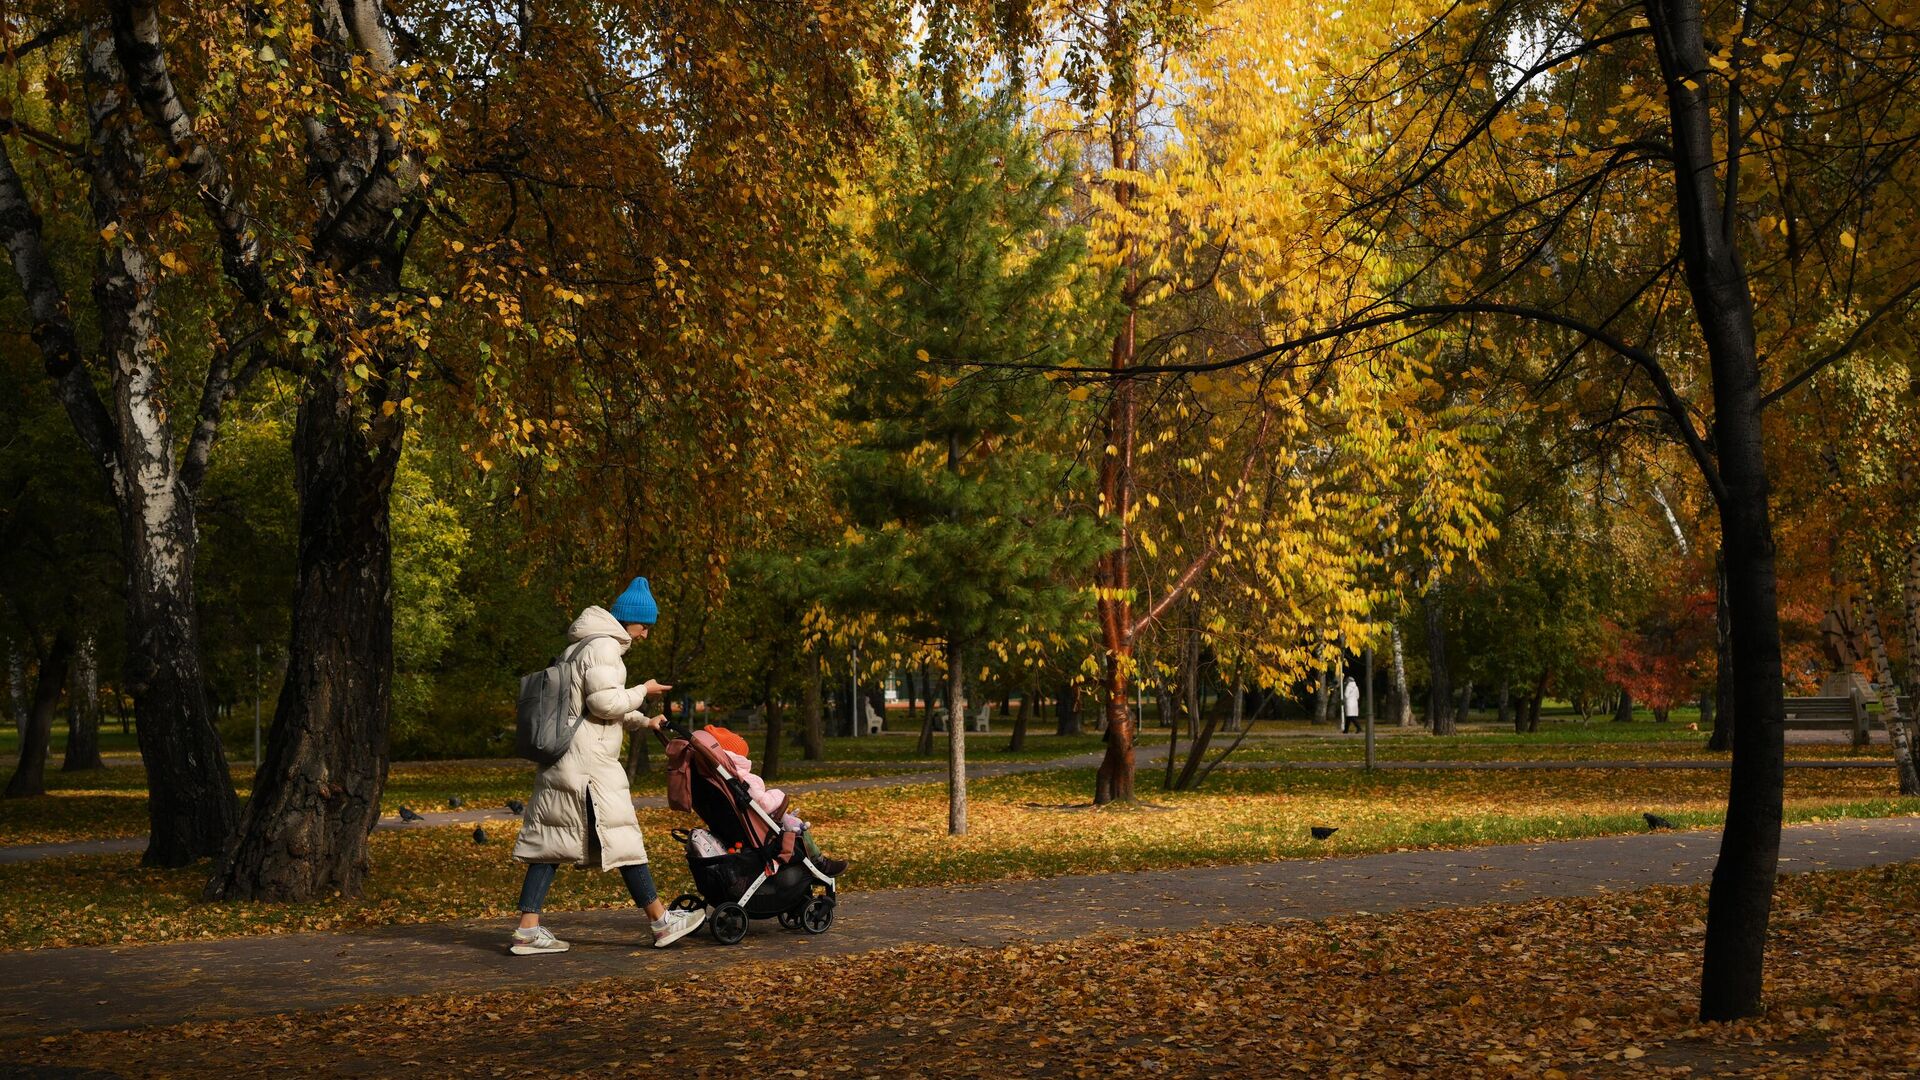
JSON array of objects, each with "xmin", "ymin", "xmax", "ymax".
[
  {"xmin": 777, "ymin": 910, "xmax": 803, "ymax": 930},
  {"xmin": 669, "ymin": 893, "xmax": 705, "ymax": 913},
  {"xmin": 710, "ymin": 902, "xmax": 748, "ymax": 945},
  {"xmin": 800, "ymin": 894, "xmax": 835, "ymax": 934}
]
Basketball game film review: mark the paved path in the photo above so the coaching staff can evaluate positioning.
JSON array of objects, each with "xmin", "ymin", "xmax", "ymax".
[
  {"xmin": 0, "ymin": 744, "xmax": 1898, "ymax": 865},
  {"xmin": 0, "ymin": 817, "xmax": 1913, "ymax": 1038}
]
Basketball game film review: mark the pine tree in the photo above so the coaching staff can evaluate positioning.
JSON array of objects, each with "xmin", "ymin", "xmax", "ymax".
[{"xmin": 827, "ymin": 92, "xmax": 1109, "ymax": 834}]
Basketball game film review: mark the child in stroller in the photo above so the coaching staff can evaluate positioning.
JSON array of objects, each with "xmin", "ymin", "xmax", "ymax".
[
  {"xmin": 657, "ymin": 720, "xmax": 841, "ymax": 944},
  {"xmin": 701, "ymin": 725, "xmax": 848, "ymax": 877}
]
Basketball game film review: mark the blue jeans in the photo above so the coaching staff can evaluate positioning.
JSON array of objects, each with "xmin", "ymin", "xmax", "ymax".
[{"xmin": 516, "ymin": 794, "xmax": 657, "ymax": 914}]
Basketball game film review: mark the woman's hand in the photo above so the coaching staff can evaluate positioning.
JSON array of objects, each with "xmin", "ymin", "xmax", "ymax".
[
  {"xmin": 641, "ymin": 679, "xmax": 673, "ymax": 699},
  {"xmin": 621, "ymin": 713, "xmax": 668, "ymax": 733}
]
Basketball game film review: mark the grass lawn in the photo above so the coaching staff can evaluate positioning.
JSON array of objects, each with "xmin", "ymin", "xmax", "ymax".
[
  {"xmin": 8, "ymin": 860, "xmax": 1917, "ymax": 1078},
  {"xmin": 1, "ymin": 715, "xmax": 1896, "ymax": 847},
  {"xmin": 2, "ymin": 763, "xmax": 1912, "ymax": 950}
]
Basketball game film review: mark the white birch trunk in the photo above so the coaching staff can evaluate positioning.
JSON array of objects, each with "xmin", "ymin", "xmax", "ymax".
[
  {"xmin": 1859, "ymin": 593, "xmax": 1920, "ymax": 795},
  {"xmin": 1390, "ymin": 623, "xmax": 1415, "ymax": 727},
  {"xmin": 946, "ymin": 639, "xmax": 967, "ymax": 835}
]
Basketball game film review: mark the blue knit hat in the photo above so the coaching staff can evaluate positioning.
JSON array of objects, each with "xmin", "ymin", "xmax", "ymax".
[{"xmin": 609, "ymin": 576, "xmax": 658, "ymax": 625}]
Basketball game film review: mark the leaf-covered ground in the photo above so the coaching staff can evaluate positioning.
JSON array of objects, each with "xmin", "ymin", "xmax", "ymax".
[
  {"xmin": 9, "ymin": 860, "xmax": 1917, "ymax": 1078},
  {"xmin": 3, "ymin": 765, "xmax": 1912, "ymax": 951}
]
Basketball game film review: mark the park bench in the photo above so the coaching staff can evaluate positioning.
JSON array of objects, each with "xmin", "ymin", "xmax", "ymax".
[
  {"xmin": 1780, "ymin": 691, "xmax": 1869, "ymax": 748},
  {"xmin": 863, "ymin": 700, "xmax": 885, "ymax": 735},
  {"xmin": 926, "ymin": 705, "xmax": 991, "ymax": 733}
]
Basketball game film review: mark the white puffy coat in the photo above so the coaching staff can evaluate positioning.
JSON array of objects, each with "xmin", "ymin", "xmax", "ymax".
[{"xmin": 512, "ymin": 606, "xmax": 654, "ymax": 870}]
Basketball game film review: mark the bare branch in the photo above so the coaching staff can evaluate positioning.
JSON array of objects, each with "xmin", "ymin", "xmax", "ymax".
[{"xmin": 1758, "ymin": 274, "xmax": 1920, "ymax": 409}]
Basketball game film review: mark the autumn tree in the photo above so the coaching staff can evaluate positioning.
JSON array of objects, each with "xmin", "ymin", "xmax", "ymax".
[
  {"xmin": 1, "ymin": 7, "xmax": 248, "ymax": 860},
  {"xmin": 1164, "ymin": 0, "xmax": 1920, "ymax": 1020}
]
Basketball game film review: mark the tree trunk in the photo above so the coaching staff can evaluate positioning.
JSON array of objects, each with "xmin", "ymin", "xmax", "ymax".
[
  {"xmin": 1424, "ymin": 590, "xmax": 1454, "ymax": 735},
  {"xmin": 208, "ymin": 369, "xmax": 403, "ymax": 901},
  {"xmin": 1091, "ymin": 104, "xmax": 1141, "ymax": 807},
  {"xmin": 1858, "ymin": 594, "xmax": 1920, "ymax": 793},
  {"xmin": 1057, "ymin": 681, "xmax": 1081, "ymax": 736},
  {"xmin": 1526, "ymin": 670, "xmax": 1548, "ymax": 733},
  {"xmin": 1455, "ymin": 678, "xmax": 1473, "ymax": 728},
  {"xmin": 1175, "ymin": 669, "xmax": 1227, "ymax": 792},
  {"xmin": 1390, "ymin": 622, "xmax": 1414, "ymax": 726},
  {"xmin": 1194, "ymin": 687, "xmax": 1273, "ymax": 789},
  {"xmin": 1162, "ymin": 684, "xmax": 1179, "ymax": 791},
  {"xmin": 802, "ymin": 652, "xmax": 824, "ymax": 760},
  {"xmin": 6, "ymin": 643, "xmax": 25, "ymax": 742},
  {"xmin": 762, "ymin": 685, "xmax": 784, "ymax": 785},
  {"xmin": 1314, "ymin": 662, "xmax": 1333, "ymax": 726},
  {"xmin": 916, "ymin": 659, "xmax": 938, "ymax": 755},
  {"xmin": 62, "ymin": 634, "xmax": 105, "ymax": 772},
  {"xmin": 945, "ymin": 639, "xmax": 967, "ymax": 835},
  {"xmin": 916, "ymin": 664, "xmax": 938, "ymax": 757},
  {"xmin": 1903, "ymin": 540, "xmax": 1920, "ymax": 698},
  {"xmin": 1647, "ymin": 0, "xmax": 1788, "ymax": 1022},
  {"xmin": 1709, "ymin": 550, "xmax": 1734, "ymax": 750},
  {"xmin": 1499, "ymin": 682, "xmax": 1514, "ymax": 732},
  {"xmin": 0, "ymin": 35, "xmax": 239, "ymax": 866},
  {"xmin": 1614, "ymin": 688, "xmax": 1635, "ymax": 723},
  {"xmin": 4, "ymin": 630, "xmax": 75, "ymax": 798},
  {"xmin": 1008, "ymin": 688, "xmax": 1030, "ymax": 751},
  {"xmin": 86, "ymin": 39, "xmax": 239, "ymax": 863},
  {"xmin": 1165, "ymin": 630, "xmax": 1199, "ymax": 791}
]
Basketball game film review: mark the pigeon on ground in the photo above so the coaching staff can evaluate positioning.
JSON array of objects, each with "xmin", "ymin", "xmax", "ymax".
[
  {"xmin": 505, "ymin": 799, "xmax": 525, "ymax": 815},
  {"xmin": 1644, "ymin": 812, "xmax": 1678, "ymax": 831},
  {"xmin": 472, "ymin": 825, "xmax": 488, "ymax": 844},
  {"xmin": 398, "ymin": 805, "xmax": 424, "ymax": 822},
  {"xmin": 1310, "ymin": 826, "xmax": 1339, "ymax": 840},
  {"xmin": 448, "ymin": 795, "xmax": 464, "ymax": 809}
]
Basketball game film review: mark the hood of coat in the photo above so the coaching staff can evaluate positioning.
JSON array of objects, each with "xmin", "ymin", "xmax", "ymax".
[{"xmin": 567, "ymin": 606, "xmax": 633, "ymax": 652}]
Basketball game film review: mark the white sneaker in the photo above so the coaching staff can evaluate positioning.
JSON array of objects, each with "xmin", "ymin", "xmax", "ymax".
[
  {"xmin": 509, "ymin": 925, "xmax": 570, "ymax": 955},
  {"xmin": 651, "ymin": 908, "xmax": 706, "ymax": 948}
]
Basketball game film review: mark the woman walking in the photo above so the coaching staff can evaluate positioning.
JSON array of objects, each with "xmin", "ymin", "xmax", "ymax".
[{"xmin": 509, "ymin": 577, "xmax": 706, "ymax": 954}]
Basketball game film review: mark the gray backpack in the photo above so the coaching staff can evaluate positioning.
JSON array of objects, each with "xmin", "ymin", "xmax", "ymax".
[{"xmin": 516, "ymin": 634, "xmax": 615, "ymax": 766}]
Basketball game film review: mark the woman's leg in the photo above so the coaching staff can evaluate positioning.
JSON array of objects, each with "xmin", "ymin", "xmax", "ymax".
[
  {"xmin": 618, "ymin": 862, "xmax": 668, "ymax": 921},
  {"xmin": 586, "ymin": 792, "xmax": 669, "ymax": 921},
  {"xmin": 516, "ymin": 862, "xmax": 559, "ymax": 930}
]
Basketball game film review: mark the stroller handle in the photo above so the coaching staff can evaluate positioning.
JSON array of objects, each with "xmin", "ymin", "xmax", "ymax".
[{"xmin": 653, "ymin": 716, "xmax": 693, "ymax": 745}]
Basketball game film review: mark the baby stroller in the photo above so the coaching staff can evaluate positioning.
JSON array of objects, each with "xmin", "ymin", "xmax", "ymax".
[{"xmin": 656, "ymin": 720, "xmax": 838, "ymax": 944}]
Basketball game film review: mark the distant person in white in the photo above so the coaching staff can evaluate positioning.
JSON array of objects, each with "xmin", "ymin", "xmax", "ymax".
[{"xmin": 1342, "ymin": 674, "xmax": 1361, "ymax": 734}]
